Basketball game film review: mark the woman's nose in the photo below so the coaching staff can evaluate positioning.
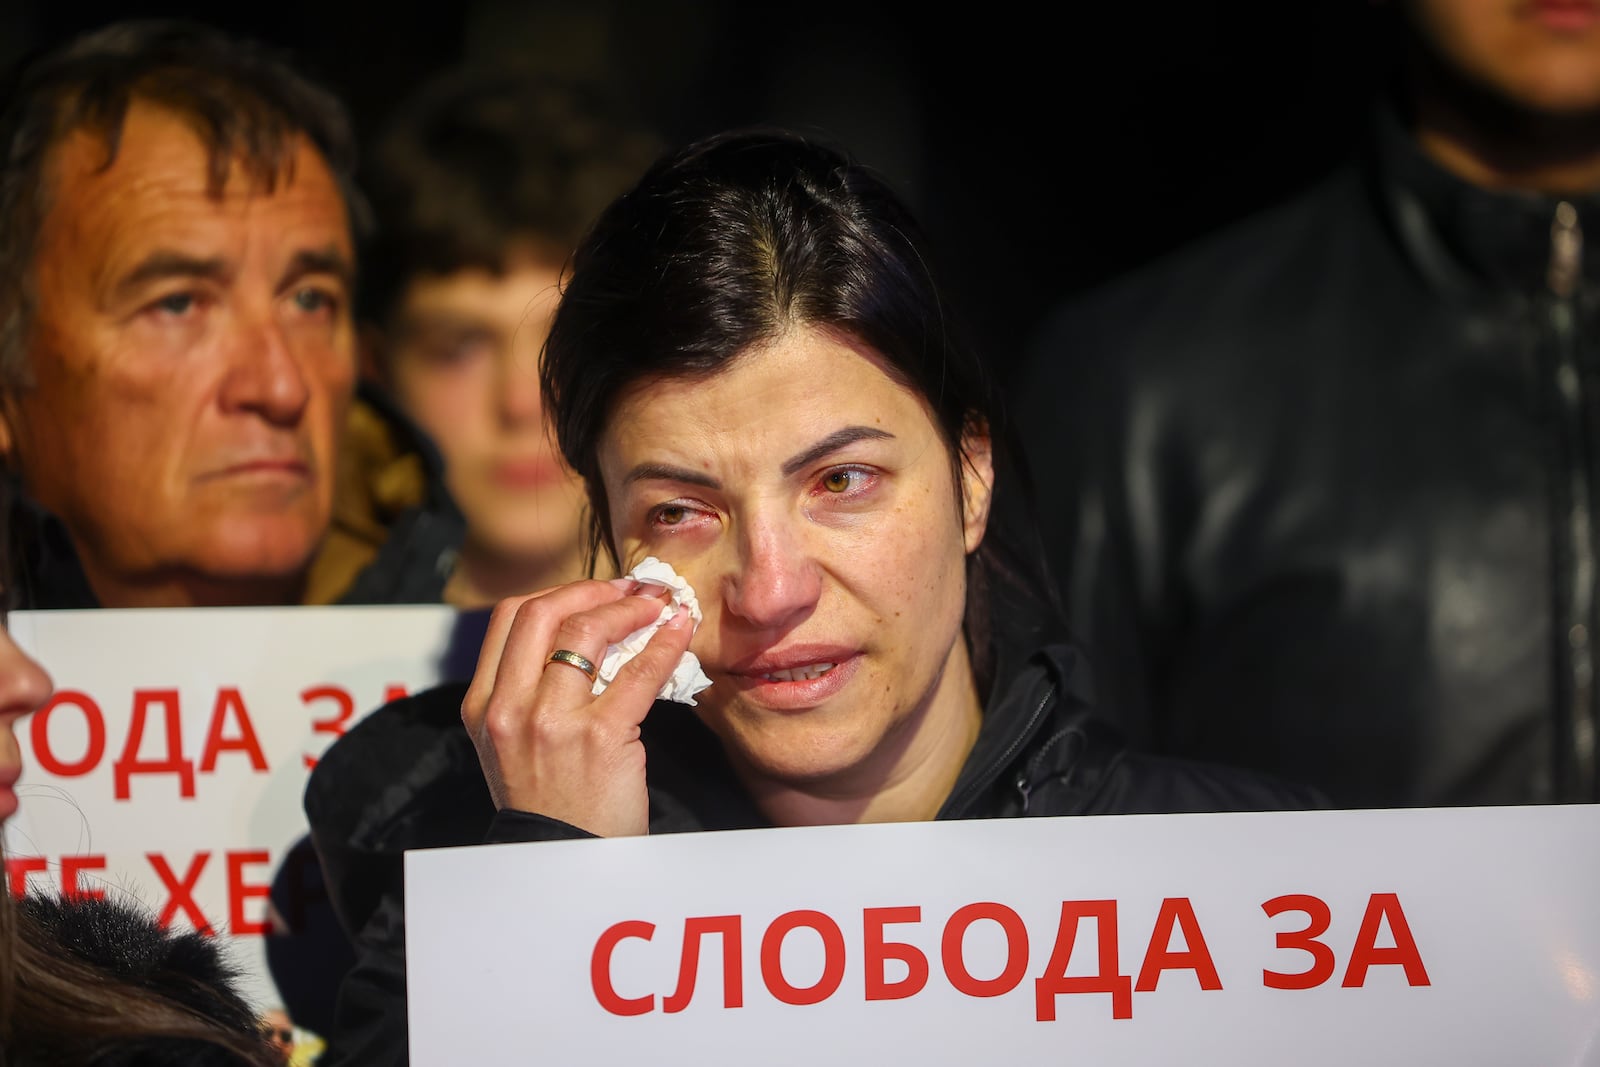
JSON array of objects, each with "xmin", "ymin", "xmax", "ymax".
[
  {"xmin": 0, "ymin": 631, "xmax": 53, "ymax": 724},
  {"xmin": 721, "ymin": 515, "xmax": 821, "ymax": 631}
]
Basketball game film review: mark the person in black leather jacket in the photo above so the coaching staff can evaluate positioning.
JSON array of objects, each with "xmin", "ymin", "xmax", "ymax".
[
  {"xmin": 304, "ymin": 127, "xmax": 1320, "ymax": 1065},
  {"xmin": 1010, "ymin": 0, "xmax": 1600, "ymax": 809}
]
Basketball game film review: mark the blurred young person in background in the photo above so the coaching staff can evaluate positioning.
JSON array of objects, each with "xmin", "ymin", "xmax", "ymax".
[
  {"xmin": 0, "ymin": 19, "xmax": 462, "ymax": 610},
  {"xmin": 1012, "ymin": 0, "xmax": 1600, "ymax": 808},
  {"xmin": 358, "ymin": 69, "xmax": 661, "ymax": 606}
]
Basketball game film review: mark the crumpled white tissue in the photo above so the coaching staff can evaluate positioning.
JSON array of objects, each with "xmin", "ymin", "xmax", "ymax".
[{"xmin": 592, "ymin": 557, "xmax": 713, "ymax": 705}]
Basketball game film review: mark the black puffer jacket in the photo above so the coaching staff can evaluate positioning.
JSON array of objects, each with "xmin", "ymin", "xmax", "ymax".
[
  {"xmin": 1012, "ymin": 107, "xmax": 1600, "ymax": 809},
  {"xmin": 305, "ymin": 628, "xmax": 1319, "ymax": 1066}
]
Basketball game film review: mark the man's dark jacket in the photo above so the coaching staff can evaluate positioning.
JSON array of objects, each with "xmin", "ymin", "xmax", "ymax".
[
  {"xmin": 1011, "ymin": 110, "xmax": 1600, "ymax": 808},
  {"xmin": 304, "ymin": 619, "xmax": 1318, "ymax": 1065}
]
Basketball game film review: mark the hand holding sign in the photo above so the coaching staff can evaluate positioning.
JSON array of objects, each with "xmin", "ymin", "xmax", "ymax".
[{"xmin": 460, "ymin": 577, "xmax": 695, "ymax": 837}]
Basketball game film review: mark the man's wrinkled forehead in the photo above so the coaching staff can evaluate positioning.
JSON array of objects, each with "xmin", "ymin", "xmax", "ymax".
[
  {"xmin": 31, "ymin": 102, "xmax": 356, "ymax": 330},
  {"xmin": 38, "ymin": 98, "xmax": 363, "ymax": 277},
  {"xmin": 41, "ymin": 101, "xmax": 355, "ymax": 286}
]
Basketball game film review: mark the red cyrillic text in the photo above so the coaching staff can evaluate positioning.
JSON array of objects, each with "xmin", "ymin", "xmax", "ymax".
[
  {"xmin": 1135, "ymin": 896, "xmax": 1221, "ymax": 992},
  {"xmin": 114, "ymin": 690, "xmax": 195, "ymax": 800},
  {"xmin": 863, "ymin": 906, "xmax": 929, "ymax": 1001},
  {"xmin": 1034, "ymin": 900, "xmax": 1133, "ymax": 1021},
  {"xmin": 760, "ymin": 910, "xmax": 846, "ymax": 1006},
  {"xmin": 197, "ymin": 688, "xmax": 267, "ymax": 774},
  {"xmin": 5, "ymin": 856, "xmax": 47, "ymax": 897},
  {"xmin": 585, "ymin": 891, "xmax": 1430, "ymax": 1021},
  {"xmin": 61, "ymin": 854, "xmax": 106, "ymax": 901},
  {"xmin": 592, "ymin": 920, "xmax": 657, "ymax": 1016},
  {"xmin": 1261, "ymin": 894, "xmax": 1337, "ymax": 990},
  {"xmin": 942, "ymin": 902, "xmax": 1029, "ymax": 998},
  {"xmin": 1341, "ymin": 893, "xmax": 1430, "ymax": 988},
  {"xmin": 28, "ymin": 691, "xmax": 106, "ymax": 778},
  {"xmin": 664, "ymin": 915, "xmax": 743, "ymax": 1012},
  {"xmin": 302, "ymin": 685, "xmax": 355, "ymax": 769},
  {"xmin": 226, "ymin": 850, "xmax": 271, "ymax": 935},
  {"xmin": 149, "ymin": 851, "xmax": 214, "ymax": 934}
]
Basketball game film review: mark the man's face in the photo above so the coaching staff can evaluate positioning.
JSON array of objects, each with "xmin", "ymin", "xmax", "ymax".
[
  {"xmin": 1405, "ymin": 0, "xmax": 1600, "ymax": 115},
  {"xmin": 5, "ymin": 100, "xmax": 356, "ymax": 606}
]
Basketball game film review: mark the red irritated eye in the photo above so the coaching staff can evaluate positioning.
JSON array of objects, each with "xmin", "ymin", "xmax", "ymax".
[
  {"xmin": 816, "ymin": 467, "xmax": 874, "ymax": 495},
  {"xmin": 647, "ymin": 500, "xmax": 715, "ymax": 532}
]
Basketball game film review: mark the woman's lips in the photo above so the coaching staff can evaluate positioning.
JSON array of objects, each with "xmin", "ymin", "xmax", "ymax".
[
  {"xmin": 0, "ymin": 767, "xmax": 19, "ymax": 821},
  {"xmin": 726, "ymin": 648, "xmax": 862, "ymax": 711}
]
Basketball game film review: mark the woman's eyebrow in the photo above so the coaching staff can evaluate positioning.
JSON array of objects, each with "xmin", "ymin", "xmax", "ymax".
[
  {"xmin": 781, "ymin": 426, "xmax": 894, "ymax": 476},
  {"xmin": 623, "ymin": 462, "xmax": 719, "ymax": 489},
  {"xmin": 621, "ymin": 426, "xmax": 895, "ymax": 490}
]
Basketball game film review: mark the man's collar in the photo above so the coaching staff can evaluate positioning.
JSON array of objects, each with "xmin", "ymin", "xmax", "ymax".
[{"xmin": 1370, "ymin": 102, "xmax": 1600, "ymax": 299}]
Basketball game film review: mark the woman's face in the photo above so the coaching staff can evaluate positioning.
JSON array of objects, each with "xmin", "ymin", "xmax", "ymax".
[
  {"xmin": 0, "ymin": 626, "xmax": 53, "ymax": 823},
  {"xmin": 598, "ymin": 326, "xmax": 993, "ymax": 794}
]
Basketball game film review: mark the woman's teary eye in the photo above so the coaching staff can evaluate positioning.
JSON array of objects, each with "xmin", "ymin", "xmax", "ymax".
[
  {"xmin": 818, "ymin": 467, "xmax": 872, "ymax": 494},
  {"xmin": 649, "ymin": 502, "xmax": 708, "ymax": 530}
]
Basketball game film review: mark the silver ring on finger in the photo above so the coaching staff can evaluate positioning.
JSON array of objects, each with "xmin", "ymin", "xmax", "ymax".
[{"xmin": 546, "ymin": 648, "xmax": 599, "ymax": 683}]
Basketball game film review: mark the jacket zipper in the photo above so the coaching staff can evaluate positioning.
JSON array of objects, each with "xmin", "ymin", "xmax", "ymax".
[
  {"xmin": 1549, "ymin": 201, "xmax": 1597, "ymax": 798},
  {"xmin": 1014, "ymin": 773, "xmax": 1033, "ymax": 815},
  {"xmin": 940, "ymin": 683, "xmax": 1056, "ymax": 818}
]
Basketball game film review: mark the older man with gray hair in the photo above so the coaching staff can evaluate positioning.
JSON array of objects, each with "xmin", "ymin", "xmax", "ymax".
[{"xmin": 0, "ymin": 19, "xmax": 460, "ymax": 609}]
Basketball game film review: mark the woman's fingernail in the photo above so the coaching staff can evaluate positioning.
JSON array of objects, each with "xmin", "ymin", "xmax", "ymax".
[
  {"xmin": 607, "ymin": 578, "xmax": 638, "ymax": 592},
  {"xmin": 667, "ymin": 605, "xmax": 692, "ymax": 626},
  {"xmin": 632, "ymin": 579, "xmax": 673, "ymax": 598}
]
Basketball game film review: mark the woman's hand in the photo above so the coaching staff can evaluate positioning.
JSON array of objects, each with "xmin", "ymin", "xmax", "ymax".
[{"xmin": 460, "ymin": 577, "xmax": 696, "ymax": 837}]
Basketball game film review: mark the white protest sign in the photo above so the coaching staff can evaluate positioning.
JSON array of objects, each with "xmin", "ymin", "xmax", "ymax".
[
  {"xmin": 3, "ymin": 605, "xmax": 474, "ymax": 1017},
  {"xmin": 407, "ymin": 804, "xmax": 1600, "ymax": 1065}
]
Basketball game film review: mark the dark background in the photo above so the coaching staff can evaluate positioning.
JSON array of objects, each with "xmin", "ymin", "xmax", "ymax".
[{"xmin": 1, "ymin": 1, "xmax": 1402, "ymax": 386}]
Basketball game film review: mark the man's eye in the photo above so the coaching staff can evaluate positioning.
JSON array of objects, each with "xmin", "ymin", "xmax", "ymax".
[
  {"xmin": 293, "ymin": 287, "xmax": 338, "ymax": 313},
  {"xmin": 155, "ymin": 293, "xmax": 195, "ymax": 315}
]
